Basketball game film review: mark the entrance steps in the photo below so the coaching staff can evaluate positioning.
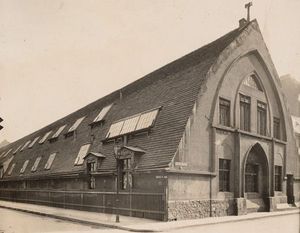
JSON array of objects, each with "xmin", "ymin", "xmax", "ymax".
[{"xmin": 246, "ymin": 199, "xmax": 265, "ymax": 213}]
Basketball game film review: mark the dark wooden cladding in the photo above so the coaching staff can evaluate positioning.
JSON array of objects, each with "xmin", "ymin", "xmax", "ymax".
[{"xmin": 0, "ymin": 189, "xmax": 166, "ymax": 220}]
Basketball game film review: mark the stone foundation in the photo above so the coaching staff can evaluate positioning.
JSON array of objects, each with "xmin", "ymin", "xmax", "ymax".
[{"xmin": 168, "ymin": 199, "xmax": 235, "ymax": 221}]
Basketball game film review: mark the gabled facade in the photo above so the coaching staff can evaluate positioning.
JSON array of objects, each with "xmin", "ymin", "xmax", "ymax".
[{"xmin": 0, "ymin": 19, "xmax": 299, "ymax": 221}]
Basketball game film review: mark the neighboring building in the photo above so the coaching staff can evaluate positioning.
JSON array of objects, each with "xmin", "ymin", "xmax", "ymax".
[
  {"xmin": 0, "ymin": 19, "xmax": 299, "ymax": 221},
  {"xmin": 280, "ymin": 74, "xmax": 300, "ymax": 117},
  {"xmin": 0, "ymin": 140, "xmax": 10, "ymax": 149}
]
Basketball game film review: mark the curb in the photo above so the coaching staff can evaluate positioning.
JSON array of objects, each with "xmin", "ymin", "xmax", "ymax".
[
  {"xmin": 160, "ymin": 208, "xmax": 300, "ymax": 232},
  {"xmin": 0, "ymin": 204, "xmax": 299, "ymax": 232},
  {"xmin": 0, "ymin": 205, "xmax": 157, "ymax": 232}
]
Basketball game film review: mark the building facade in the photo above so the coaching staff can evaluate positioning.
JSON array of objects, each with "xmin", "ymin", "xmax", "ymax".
[{"xmin": 0, "ymin": 19, "xmax": 299, "ymax": 221}]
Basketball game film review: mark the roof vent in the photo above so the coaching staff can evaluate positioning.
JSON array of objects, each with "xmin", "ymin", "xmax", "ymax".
[{"xmin": 239, "ymin": 18, "xmax": 247, "ymax": 28}]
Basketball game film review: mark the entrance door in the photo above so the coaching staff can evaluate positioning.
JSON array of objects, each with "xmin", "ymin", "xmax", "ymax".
[
  {"xmin": 287, "ymin": 174, "xmax": 294, "ymax": 204},
  {"xmin": 244, "ymin": 144, "xmax": 269, "ymax": 212}
]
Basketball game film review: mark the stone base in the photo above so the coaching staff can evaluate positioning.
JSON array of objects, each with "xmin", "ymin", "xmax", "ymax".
[
  {"xmin": 168, "ymin": 199, "xmax": 235, "ymax": 221},
  {"xmin": 234, "ymin": 198, "xmax": 247, "ymax": 215}
]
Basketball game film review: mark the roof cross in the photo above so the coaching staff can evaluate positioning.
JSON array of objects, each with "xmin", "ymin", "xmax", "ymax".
[{"xmin": 245, "ymin": 2, "xmax": 253, "ymax": 22}]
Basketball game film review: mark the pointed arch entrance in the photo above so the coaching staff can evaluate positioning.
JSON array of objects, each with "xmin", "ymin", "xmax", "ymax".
[{"xmin": 243, "ymin": 143, "xmax": 269, "ymax": 211}]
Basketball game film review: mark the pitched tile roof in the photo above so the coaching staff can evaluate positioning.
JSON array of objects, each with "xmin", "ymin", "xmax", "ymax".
[{"xmin": 0, "ymin": 23, "xmax": 245, "ymax": 180}]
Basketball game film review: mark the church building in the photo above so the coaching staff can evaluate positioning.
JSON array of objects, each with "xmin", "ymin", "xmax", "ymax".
[{"xmin": 0, "ymin": 18, "xmax": 299, "ymax": 221}]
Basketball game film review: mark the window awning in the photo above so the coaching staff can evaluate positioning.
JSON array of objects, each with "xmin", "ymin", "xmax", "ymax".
[{"xmin": 84, "ymin": 152, "xmax": 106, "ymax": 159}]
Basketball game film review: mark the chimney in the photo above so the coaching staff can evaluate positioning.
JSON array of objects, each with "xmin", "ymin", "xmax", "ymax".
[{"xmin": 239, "ymin": 18, "xmax": 248, "ymax": 28}]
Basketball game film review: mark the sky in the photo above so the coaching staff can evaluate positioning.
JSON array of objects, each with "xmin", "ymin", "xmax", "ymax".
[{"xmin": 0, "ymin": 0, "xmax": 300, "ymax": 143}]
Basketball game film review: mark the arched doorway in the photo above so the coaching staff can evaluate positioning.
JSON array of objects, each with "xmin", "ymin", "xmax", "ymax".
[{"xmin": 243, "ymin": 143, "xmax": 269, "ymax": 212}]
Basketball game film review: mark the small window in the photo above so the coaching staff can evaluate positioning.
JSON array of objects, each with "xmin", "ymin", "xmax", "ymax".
[
  {"xmin": 45, "ymin": 153, "xmax": 56, "ymax": 170},
  {"xmin": 28, "ymin": 137, "xmax": 40, "ymax": 148},
  {"xmin": 93, "ymin": 104, "xmax": 113, "ymax": 123},
  {"xmin": 89, "ymin": 176, "xmax": 96, "ymax": 189},
  {"xmin": 20, "ymin": 160, "xmax": 29, "ymax": 174},
  {"xmin": 275, "ymin": 166, "xmax": 282, "ymax": 191},
  {"xmin": 31, "ymin": 157, "xmax": 41, "ymax": 172},
  {"xmin": 273, "ymin": 117, "xmax": 280, "ymax": 140},
  {"xmin": 219, "ymin": 159, "xmax": 230, "ymax": 192},
  {"xmin": 240, "ymin": 94, "xmax": 251, "ymax": 132},
  {"xmin": 68, "ymin": 116, "xmax": 85, "ymax": 133},
  {"xmin": 245, "ymin": 164, "xmax": 259, "ymax": 192},
  {"xmin": 8, "ymin": 163, "xmax": 16, "ymax": 176},
  {"xmin": 257, "ymin": 102, "xmax": 267, "ymax": 136},
  {"xmin": 120, "ymin": 158, "xmax": 133, "ymax": 190},
  {"xmin": 51, "ymin": 125, "xmax": 66, "ymax": 139},
  {"xmin": 74, "ymin": 144, "xmax": 91, "ymax": 165},
  {"xmin": 39, "ymin": 131, "xmax": 52, "ymax": 144},
  {"xmin": 87, "ymin": 161, "xmax": 96, "ymax": 173},
  {"xmin": 219, "ymin": 98, "xmax": 230, "ymax": 127}
]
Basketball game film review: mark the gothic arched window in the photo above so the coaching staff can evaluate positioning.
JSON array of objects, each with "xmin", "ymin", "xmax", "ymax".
[{"xmin": 242, "ymin": 75, "xmax": 263, "ymax": 91}]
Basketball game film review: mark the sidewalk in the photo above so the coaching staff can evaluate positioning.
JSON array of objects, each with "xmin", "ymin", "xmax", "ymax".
[{"xmin": 0, "ymin": 200, "xmax": 299, "ymax": 232}]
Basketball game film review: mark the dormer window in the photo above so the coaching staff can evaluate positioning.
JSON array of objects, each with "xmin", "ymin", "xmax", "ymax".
[
  {"xmin": 20, "ymin": 140, "xmax": 31, "ymax": 152},
  {"xmin": 74, "ymin": 144, "xmax": 91, "ymax": 166},
  {"xmin": 39, "ymin": 131, "xmax": 52, "ymax": 144},
  {"xmin": 28, "ymin": 137, "xmax": 40, "ymax": 148},
  {"xmin": 106, "ymin": 107, "xmax": 160, "ymax": 140},
  {"xmin": 84, "ymin": 152, "xmax": 106, "ymax": 172},
  {"xmin": 20, "ymin": 160, "xmax": 29, "ymax": 174},
  {"xmin": 90, "ymin": 104, "xmax": 113, "ymax": 128},
  {"xmin": 31, "ymin": 157, "xmax": 41, "ymax": 172},
  {"xmin": 8, "ymin": 163, "xmax": 16, "ymax": 176},
  {"xmin": 49, "ymin": 125, "xmax": 66, "ymax": 143},
  {"xmin": 65, "ymin": 117, "xmax": 85, "ymax": 138}
]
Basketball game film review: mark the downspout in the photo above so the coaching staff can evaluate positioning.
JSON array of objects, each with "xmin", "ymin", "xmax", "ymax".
[{"xmin": 210, "ymin": 125, "xmax": 217, "ymax": 217}]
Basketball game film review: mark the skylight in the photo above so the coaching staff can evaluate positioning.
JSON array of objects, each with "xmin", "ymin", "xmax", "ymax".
[
  {"xmin": 31, "ymin": 157, "xmax": 41, "ymax": 172},
  {"xmin": 68, "ymin": 116, "xmax": 85, "ymax": 133},
  {"xmin": 2, "ymin": 156, "xmax": 14, "ymax": 173},
  {"xmin": 28, "ymin": 137, "xmax": 40, "ymax": 148},
  {"xmin": 93, "ymin": 104, "xmax": 113, "ymax": 123},
  {"xmin": 74, "ymin": 144, "xmax": 91, "ymax": 165},
  {"xmin": 39, "ymin": 131, "xmax": 52, "ymax": 144},
  {"xmin": 106, "ymin": 108, "xmax": 160, "ymax": 139},
  {"xmin": 20, "ymin": 160, "xmax": 29, "ymax": 174},
  {"xmin": 3, "ymin": 149, "xmax": 12, "ymax": 158},
  {"xmin": 51, "ymin": 125, "xmax": 66, "ymax": 139},
  {"xmin": 45, "ymin": 153, "xmax": 56, "ymax": 170},
  {"xmin": 0, "ymin": 151, "xmax": 6, "ymax": 158},
  {"xmin": 20, "ymin": 141, "xmax": 31, "ymax": 151}
]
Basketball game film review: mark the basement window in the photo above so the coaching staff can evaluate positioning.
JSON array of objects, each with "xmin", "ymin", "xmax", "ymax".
[
  {"xmin": 20, "ymin": 160, "xmax": 29, "ymax": 174},
  {"xmin": 28, "ymin": 137, "xmax": 40, "ymax": 148},
  {"xmin": 31, "ymin": 157, "xmax": 41, "ymax": 172},
  {"xmin": 74, "ymin": 144, "xmax": 91, "ymax": 166},
  {"xmin": 106, "ymin": 107, "xmax": 160, "ymax": 139},
  {"xmin": 39, "ymin": 131, "xmax": 52, "ymax": 144},
  {"xmin": 8, "ymin": 163, "xmax": 16, "ymax": 176},
  {"xmin": 65, "ymin": 116, "xmax": 85, "ymax": 137},
  {"xmin": 45, "ymin": 153, "xmax": 56, "ymax": 170}
]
